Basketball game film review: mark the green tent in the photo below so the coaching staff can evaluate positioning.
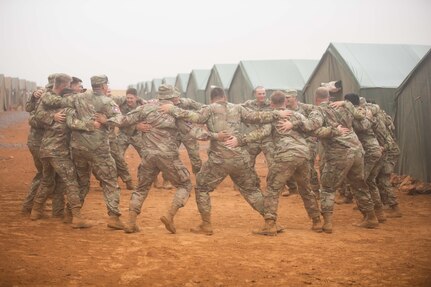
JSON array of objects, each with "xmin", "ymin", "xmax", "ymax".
[
  {"xmin": 144, "ymin": 81, "xmax": 152, "ymax": 100},
  {"xmin": 151, "ymin": 78, "xmax": 163, "ymax": 99},
  {"xmin": 395, "ymin": 49, "xmax": 431, "ymax": 182},
  {"xmin": 162, "ymin": 77, "xmax": 176, "ymax": 86},
  {"xmin": 185, "ymin": 70, "xmax": 211, "ymax": 103},
  {"xmin": 205, "ymin": 64, "xmax": 237, "ymax": 105},
  {"xmin": 303, "ymin": 43, "xmax": 430, "ymax": 117},
  {"xmin": 228, "ymin": 59, "xmax": 318, "ymax": 104},
  {"xmin": 175, "ymin": 73, "xmax": 189, "ymax": 98},
  {"xmin": 4, "ymin": 77, "xmax": 12, "ymax": 111},
  {"xmin": 11, "ymin": 78, "xmax": 20, "ymax": 109},
  {"xmin": 0, "ymin": 75, "xmax": 5, "ymax": 112}
]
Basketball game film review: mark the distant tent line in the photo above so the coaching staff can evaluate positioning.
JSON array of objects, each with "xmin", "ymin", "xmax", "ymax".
[
  {"xmin": 128, "ymin": 42, "xmax": 430, "ymax": 182},
  {"xmin": 0, "ymin": 74, "xmax": 37, "ymax": 112}
]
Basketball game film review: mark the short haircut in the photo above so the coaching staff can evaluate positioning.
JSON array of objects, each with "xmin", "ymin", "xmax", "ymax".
[
  {"xmin": 54, "ymin": 74, "xmax": 72, "ymax": 88},
  {"xmin": 71, "ymin": 77, "xmax": 82, "ymax": 84},
  {"xmin": 344, "ymin": 93, "xmax": 360, "ymax": 106},
  {"xmin": 314, "ymin": 87, "xmax": 329, "ymax": 101},
  {"xmin": 210, "ymin": 87, "xmax": 225, "ymax": 101},
  {"xmin": 126, "ymin": 88, "xmax": 138, "ymax": 96},
  {"xmin": 270, "ymin": 91, "xmax": 286, "ymax": 106},
  {"xmin": 254, "ymin": 86, "xmax": 265, "ymax": 94}
]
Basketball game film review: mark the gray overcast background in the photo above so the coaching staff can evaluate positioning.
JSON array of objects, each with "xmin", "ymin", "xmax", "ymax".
[{"xmin": 1, "ymin": 0, "xmax": 430, "ymax": 89}]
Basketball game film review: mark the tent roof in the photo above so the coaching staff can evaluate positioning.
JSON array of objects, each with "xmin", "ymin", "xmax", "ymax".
[
  {"xmin": 213, "ymin": 64, "xmax": 237, "ymax": 88},
  {"xmin": 329, "ymin": 42, "xmax": 430, "ymax": 88},
  {"xmin": 239, "ymin": 59, "xmax": 318, "ymax": 90},
  {"xmin": 191, "ymin": 69, "xmax": 211, "ymax": 90},
  {"xmin": 176, "ymin": 73, "xmax": 189, "ymax": 91},
  {"xmin": 162, "ymin": 77, "xmax": 176, "ymax": 86}
]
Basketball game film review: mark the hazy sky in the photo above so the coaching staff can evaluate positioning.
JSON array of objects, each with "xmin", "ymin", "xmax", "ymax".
[{"xmin": 1, "ymin": 0, "xmax": 430, "ymax": 89}]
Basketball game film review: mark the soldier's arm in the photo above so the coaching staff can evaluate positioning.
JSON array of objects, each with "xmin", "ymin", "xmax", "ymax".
[
  {"xmin": 240, "ymin": 105, "xmax": 287, "ymax": 124},
  {"xmin": 25, "ymin": 93, "xmax": 41, "ymax": 112},
  {"xmin": 180, "ymin": 98, "xmax": 205, "ymax": 110},
  {"xmin": 238, "ymin": 124, "xmax": 272, "ymax": 146},
  {"xmin": 167, "ymin": 105, "xmax": 211, "ymax": 124},
  {"xmin": 120, "ymin": 107, "xmax": 146, "ymax": 127},
  {"xmin": 65, "ymin": 108, "xmax": 96, "ymax": 131},
  {"xmin": 111, "ymin": 95, "xmax": 126, "ymax": 106},
  {"xmin": 34, "ymin": 102, "xmax": 55, "ymax": 127},
  {"xmin": 345, "ymin": 101, "xmax": 365, "ymax": 120},
  {"xmin": 352, "ymin": 117, "xmax": 372, "ymax": 133}
]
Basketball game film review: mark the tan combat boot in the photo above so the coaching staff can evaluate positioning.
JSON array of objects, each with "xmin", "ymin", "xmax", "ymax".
[
  {"xmin": 190, "ymin": 213, "xmax": 213, "ymax": 235},
  {"xmin": 252, "ymin": 219, "xmax": 277, "ymax": 236},
  {"xmin": 160, "ymin": 206, "xmax": 179, "ymax": 234},
  {"xmin": 354, "ymin": 210, "xmax": 379, "ymax": 229},
  {"xmin": 30, "ymin": 202, "xmax": 44, "ymax": 221},
  {"xmin": 374, "ymin": 207, "xmax": 387, "ymax": 223},
  {"xmin": 63, "ymin": 208, "xmax": 73, "ymax": 224},
  {"xmin": 124, "ymin": 211, "xmax": 140, "ymax": 233},
  {"xmin": 125, "ymin": 180, "xmax": 135, "ymax": 191},
  {"xmin": 311, "ymin": 216, "xmax": 323, "ymax": 233},
  {"xmin": 385, "ymin": 205, "xmax": 402, "ymax": 218},
  {"xmin": 71, "ymin": 208, "xmax": 92, "ymax": 229},
  {"xmin": 322, "ymin": 213, "xmax": 333, "ymax": 233},
  {"xmin": 107, "ymin": 215, "xmax": 125, "ymax": 230},
  {"xmin": 153, "ymin": 176, "xmax": 162, "ymax": 189}
]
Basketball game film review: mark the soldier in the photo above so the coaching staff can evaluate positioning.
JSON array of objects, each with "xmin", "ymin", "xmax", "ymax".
[
  {"xmin": 280, "ymin": 87, "xmax": 379, "ymax": 233},
  {"xmin": 43, "ymin": 75, "xmax": 125, "ymax": 229},
  {"xmin": 159, "ymin": 87, "xmax": 290, "ymax": 235},
  {"xmin": 241, "ymin": 86, "xmax": 272, "ymax": 188},
  {"xmin": 117, "ymin": 84, "xmax": 193, "ymax": 234},
  {"xmin": 30, "ymin": 73, "xmax": 91, "ymax": 228},
  {"xmin": 225, "ymin": 91, "xmax": 322, "ymax": 235}
]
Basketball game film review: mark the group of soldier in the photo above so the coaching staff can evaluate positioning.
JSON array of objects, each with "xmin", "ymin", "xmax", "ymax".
[{"xmin": 21, "ymin": 73, "xmax": 402, "ymax": 236}]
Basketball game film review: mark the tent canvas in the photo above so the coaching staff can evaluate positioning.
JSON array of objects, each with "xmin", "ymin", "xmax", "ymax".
[
  {"xmin": 150, "ymin": 79, "xmax": 162, "ymax": 99},
  {"xmin": 205, "ymin": 64, "xmax": 237, "ymax": 105},
  {"xmin": 185, "ymin": 70, "xmax": 211, "ymax": 103},
  {"xmin": 162, "ymin": 77, "xmax": 176, "ymax": 86},
  {"xmin": 228, "ymin": 59, "xmax": 318, "ymax": 104},
  {"xmin": 0, "ymin": 75, "xmax": 5, "ymax": 112},
  {"xmin": 175, "ymin": 73, "xmax": 189, "ymax": 98},
  {"xmin": 303, "ymin": 43, "xmax": 430, "ymax": 117},
  {"xmin": 395, "ymin": 50, "xmax": 431, "ymax": 182}
]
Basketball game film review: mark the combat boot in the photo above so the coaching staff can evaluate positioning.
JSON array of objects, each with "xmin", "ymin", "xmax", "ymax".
[
  {"xmin": 30, "ymin": 202, "xmax": 44, "ymax": 221},
  {"xmin": 63, "ymin": 208, "xmax": 73, "ymax": 224},
  {"xmin": 374, "ymin": 207, "xmax": 387, "ymax": 223},
  {"xmin": 322, "ymin": 213, "xmax": 333, "ymax": 233},
  {"xmin": 385, "ymin": 205, "xmax": 402, "ymax": 218},
  {"xmin": 160, "ymin": 205, "xmax": 179, "ymax": 234},
  {"xmin": 124, "ymin": 211, "xmax": 140, "ymax": 233},
  {"xmin": 71, "ymin": 208, "xmax": 92, "ymax": 229},
  {"xmin": 354, "ymin": 210, "xmax": 379, "ymax": 229},
  {"xmin": 311, "ymin": 216, "xmax": 323, "ymax": 233},
  {"xmin": 190, "ymin": 213, "xmax": 213, "ymax": 235},
  {"xmin": 107, "ymin": 215, "xmax": 125, "ymax": 230},
  {"xmin": 125, "ymin": 180, "xmax": 135, "ymax": 191},
  {"xmin": 163, "ymin": 179, "xmax": 174, "ymax": 190},
  {"xmin": 252, "ymin": 219, "xmax": 277, "ymax": 236},
  {"xmin": 153, "ymin": 176, "xmax": 162, "ymax": 189}
]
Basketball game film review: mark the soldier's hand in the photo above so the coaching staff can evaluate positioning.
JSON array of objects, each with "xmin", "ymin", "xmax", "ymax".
[
  {"xmin": 276, "ymin": 119, "xmax": 293, "ymax": 132},
  {"xmin": 337, "ymin": 125, "xmax": 350, "ymax": 135},
  {"xmin": 277, "ymin": 110, "xmax": 292, "ymax": 118},
  {"xmin": 224, "ymin": 136, "xmax": 239, "ymax": 148},
  {"xmin": 33, "ymin": 89, "xmax": 44, "ymax": 99},
  {"xmin": 217, "ymin": 131, "xmax": 230, "ymax": 141},
  {"xmin": 136, "ymin": 122, "xmax": 152, "ymax": 132},
  {"xmin": 159, "ymin": 103, "xmax": 173, "ymax": 113},
  {"xmin": 95, "ymin": 113, "xmax": 108, "ymax": 124},
  {"xmin": 54, "ymin": 111, "xmax": 66, "ymax": 123},
  {"xmin": 330, "ymin": 101, "xmax": 345, "ymax": 108},
  {"xmin": 93, "ymin": 121, "xmax": 101, "ymax": 129}
]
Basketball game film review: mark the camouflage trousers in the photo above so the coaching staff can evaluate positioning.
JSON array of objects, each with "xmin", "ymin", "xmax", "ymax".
[
  {"xmin": 22, "ymin": 147, "xmax": 64, "ymax": 216},
  {"xmin": 265, "ymin": 157, "xmax": 320, "ymax": 221},
  {"xmin": 129, "ymin": 153, "xmax": 192, "ymax": 214},
  {"xmin": 72, "ymin": 148, "xmax": 121, "ymax": 216},
  {"xmin": 195, "ymin": 153, "xmax": 264, "ymax": 217},
  {"xmin": 369, "ymin": 151, "xmax": 399, "ymax": 207},
  {"xmin": 245, "ymin": 142, "xmax": 270, "ymax": 188},
  {"xmin": 320, "ymin": 149, "xmax": 374, "ymax": 213},
  {"xmin": 110, "ymin": 137, "xmax": 132, "ymax": 183},
  {"xmin": 178, "ymin": 132, "xmax": 202, "ymax": 175},
  {"xmin": 34, "ymin": 157, "xmax": 81, "ymax": 211},
  {"xmin": 117, "ymin": 133, "xmax": 143, "ymax": 158}
]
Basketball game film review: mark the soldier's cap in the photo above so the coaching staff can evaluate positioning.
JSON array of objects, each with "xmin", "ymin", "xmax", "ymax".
[
  {"xmin": 71, "ymin": 76, "xmax": 82, "ymax": 84},
  {"xmin": 284, "ymin": 89, "xmax": 298, "ymax": 98},
  {"xmin": 45, "ymin": 73, "xmax": 59, "ymax": 89},
  {"xmin": 157, "ymin": 84, "xmax": 180, "ymax": 99},
  {"xmin": 90, "ymin": 75, "xmax": 109, "ymax": 86},
  {"xmin": 359, "ymin": 97, "xmax": 367, "ymax": 106}
]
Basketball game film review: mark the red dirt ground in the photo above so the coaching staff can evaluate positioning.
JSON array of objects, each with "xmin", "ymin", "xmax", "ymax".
[{"xmin": 0, "ymin": 111, "xmax": 430, "ymax": 286}]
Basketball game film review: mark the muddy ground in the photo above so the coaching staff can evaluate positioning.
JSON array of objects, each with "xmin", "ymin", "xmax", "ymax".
[{"xmin": 0, "ymin": 111, "xmax": 430, "ymax": 286}]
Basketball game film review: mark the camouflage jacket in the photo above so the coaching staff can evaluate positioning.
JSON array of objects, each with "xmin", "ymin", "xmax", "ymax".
[
  {"xmin": 296, "ymin": 101, "xmax": 365, "ymax": 154},
  {"xmin": 240, "ymin": 99, "xmax": 272, "ymax": 137},
  {"xmin": 112, "ymin": 95, "xmax": 144, "ymax": 137},
  {"xmin": 120, "ymin": 100, "xmax": 188, "ymax": 158},
  {"xmin": 26, "ymin": 92, "xmax": 46, "ymax": 148},
  {"xmin": 352, "ymin": 107, "xmax": 381, "ymax": 155},
  {"xmin": 167, "ymin": 101, "xmax": 283, "ymax": 159},
  {"xmin": 242, "ymin": 108, "xmax": 310, "ymax": 161},
  {"xmin": 367, "ymin": 104, "xmax": 399, "ymax": 155}
]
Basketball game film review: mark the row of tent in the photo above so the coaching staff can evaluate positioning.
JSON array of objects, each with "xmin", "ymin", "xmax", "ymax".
[
  {"xmin": 131, "ymin": 42, "xmax": 431, "ymax": 183},
  {"xmin": 0, "ymin": 74, "xmax": 37, "ymax": 112}
]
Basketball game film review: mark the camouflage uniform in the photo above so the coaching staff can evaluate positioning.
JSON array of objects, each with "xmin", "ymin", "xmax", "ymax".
[
  {"xmin": 298, "ymin": 101, "xmax": 375, "ymax": 216},
  {"xmin": 241, "ymin": 99, "xmax": 272, "ymax": 187},
  {"xmin": 166, "ymin": 101, "xmax": 284, "ymax": 230},
  {"xmin": 120, "ymin": 101, "xmax": 192, "ymax": 217},
  {"xmin": 240, "ymin": 110, "xmax": 320, "ymax": 223}
]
